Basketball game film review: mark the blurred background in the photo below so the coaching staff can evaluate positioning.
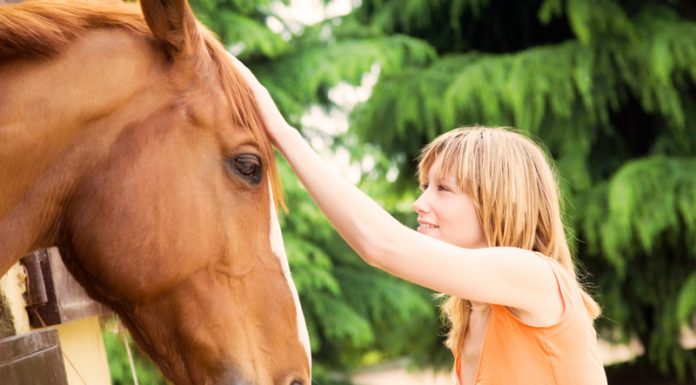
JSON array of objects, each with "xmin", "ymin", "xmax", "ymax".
[{"xmin": 104, "ymin": 0, "xmax": 696, "ymax": 384}]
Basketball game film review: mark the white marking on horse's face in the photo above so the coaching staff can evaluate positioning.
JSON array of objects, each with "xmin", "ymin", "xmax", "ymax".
[{"xmin": 268, "ymin": 191, "xmax": 312, "ymax": 370}]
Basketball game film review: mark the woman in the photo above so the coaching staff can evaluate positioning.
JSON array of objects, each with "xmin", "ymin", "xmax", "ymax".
[{"xmin": 232, "ymin": 58, "xmax": 607, "ymax": 385}]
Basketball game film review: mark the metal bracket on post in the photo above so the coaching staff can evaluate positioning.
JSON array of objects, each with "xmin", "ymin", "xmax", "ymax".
[
  {"xmin": 20, "ymin": 251, "xmax": 48, "ymax": 309},
  {"xmin": 17, "ymin": 248, "xmax": 110, "ymax": 328}
]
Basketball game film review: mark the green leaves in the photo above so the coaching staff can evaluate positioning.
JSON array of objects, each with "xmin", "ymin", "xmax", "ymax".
[
  {"xmin": 103, "ymin": 320, "xmax": 167, "ymax": 385},
  {"xmin": 578, "ymin": 157, "xmax": 696, "ymax": 275},
  {"xmin": 191, "ymin": 0, "xmax": 289, "ymax": 58},
  {"xmin": 566, "ymin": 0, "xmax": 636, "ymax": 44},
  {"xmin": 252, "ymin": 34, "xmax": 436, "ymax": 121},
  {"xmin": 352, "ymin": 42, "xmax": 611, "ymax": 187},
  {"xmin": 677, "ymin": 273, "xmax": 696, "ymax": 326}
]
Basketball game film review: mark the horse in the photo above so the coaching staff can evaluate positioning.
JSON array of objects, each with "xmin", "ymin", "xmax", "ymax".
[{"xmin": 0, "ymin": 0, "xmax": 311, "ymax": 384}]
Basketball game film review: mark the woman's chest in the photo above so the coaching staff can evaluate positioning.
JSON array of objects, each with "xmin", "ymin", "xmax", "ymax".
[{"xmin": 459, "ymin": 305, "xmax": 491, "ymax": 385}]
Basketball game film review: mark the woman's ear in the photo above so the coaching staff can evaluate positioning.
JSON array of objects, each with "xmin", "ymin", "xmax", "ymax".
[{"xmin": 140, "ymin": 0, "xmax": 200, "ymax": 58}]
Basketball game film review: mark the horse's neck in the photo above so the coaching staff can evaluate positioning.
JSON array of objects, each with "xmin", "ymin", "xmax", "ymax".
[
  {"xmin": 0, "ymin": 29, "xmax": 160, "ymax": 275},
  {"xmin": 0, "ymin": 62, "xmax": 77, "ymax": 274}
]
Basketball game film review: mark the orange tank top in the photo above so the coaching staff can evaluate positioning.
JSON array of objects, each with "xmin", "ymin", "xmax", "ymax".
[{"xmin": 454, "ymin": 261, "xmax": 607, "ymax": 385}]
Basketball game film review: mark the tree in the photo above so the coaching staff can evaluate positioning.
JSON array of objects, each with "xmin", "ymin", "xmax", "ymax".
[{"xmin": 345, "ymin": 0, "xmax": 696, "ymax": 381}]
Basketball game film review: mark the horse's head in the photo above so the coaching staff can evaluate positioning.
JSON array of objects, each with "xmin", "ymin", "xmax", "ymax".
[{"xmin": 0, "ymin": 0, "xmax": 310, "ymax": 384}]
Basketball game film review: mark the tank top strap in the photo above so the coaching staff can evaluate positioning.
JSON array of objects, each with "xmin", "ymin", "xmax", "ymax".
[
  {"xmin": 454, "ymin": 350, "xmax": 462, "ymax": 385},
  {"xmin": 533, "ymin": 252, "xmax": 580, "ymax": 315}
]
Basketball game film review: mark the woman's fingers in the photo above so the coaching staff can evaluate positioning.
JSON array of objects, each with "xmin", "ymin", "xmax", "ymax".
[
  {"xmin": 229, "ymin": 55, "xmax": 255, "ymax": 82},
  {"xmin": 228, "ymin": 55, "xmax": 294, "ymax": 144}
]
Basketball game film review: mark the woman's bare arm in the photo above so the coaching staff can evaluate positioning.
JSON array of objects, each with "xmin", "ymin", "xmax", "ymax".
[{"xmin": 232, "ymin": 57, "xmax": 561, "ymax": 318}]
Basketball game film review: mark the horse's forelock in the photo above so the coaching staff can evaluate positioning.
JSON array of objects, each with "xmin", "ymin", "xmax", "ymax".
[{"xmin": 203, "ymin": 35, "xmax": 285, "ymax": 211}]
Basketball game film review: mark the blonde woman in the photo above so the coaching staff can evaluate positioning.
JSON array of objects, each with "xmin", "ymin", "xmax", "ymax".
[{"xmin": 232, "ymin": 58, "xmax": 607, "ymax": 385}]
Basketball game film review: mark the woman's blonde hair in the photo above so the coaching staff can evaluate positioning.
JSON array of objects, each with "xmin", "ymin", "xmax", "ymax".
[{"xmin": 417, "ymin": 126, "xmax": 601, "ymax": 357}]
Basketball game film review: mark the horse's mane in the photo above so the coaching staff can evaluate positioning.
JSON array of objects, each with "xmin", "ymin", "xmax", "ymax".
[
  {"xmin": 0, "ymin": 0, "xmax": 150, "ymax": 59},
  {"xmin": 0, "ymin": 0, "xmax": 284, "ymax": 208}
]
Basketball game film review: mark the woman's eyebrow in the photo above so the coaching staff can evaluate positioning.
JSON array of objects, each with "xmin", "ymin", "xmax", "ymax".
[
  {"xmin": 440, "ymin": 178, "xmax": 465, "ymax": 192},
  {"xmin": 438, "ymin": 176, "xmax": 458, "ymax": 185}
]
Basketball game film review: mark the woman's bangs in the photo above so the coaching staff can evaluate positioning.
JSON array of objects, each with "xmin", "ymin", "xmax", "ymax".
[
  {"xmin": 441, "ymin": 136, "xmax": 477, "ymax": 192},
  {"xmin": 418, "ymin": 130, "xmax": 478, "ymax": 192}
]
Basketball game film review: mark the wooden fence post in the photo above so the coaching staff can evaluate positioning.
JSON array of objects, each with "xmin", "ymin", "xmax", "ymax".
[{"xmin": 0, "ymin": 248, "xmax": 112, "ymax": 385}]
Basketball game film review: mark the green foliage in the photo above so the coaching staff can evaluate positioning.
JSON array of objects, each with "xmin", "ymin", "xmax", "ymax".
[
  {"xmin": 357, "ymin": 0, "xmax": 490, "ymax": 34},
  {"xmin": 191, "ymin": 0, "xmax": 290, "ymax": 58},
  {"xmin": 353, "ymin": 11, "xmax": 696, "ymax": 180},
  {"xmin": 253, "ymin": 34, "xmax": 436, "ymax": 121},
  {"xmin": 102, "ymin": 319, "xmax": 167, "ymax": 385},
  {"xmin": 564, "ymin": 0, "xmax": 637, "ymax": 44},
  {"xmin": 575, "ymin": 157, "xmax": 696, "ymax": 378},
  {"xmin": 592, "ymin": 157, "xmax": 696, "ymax": 274},
  {"xmin": 677, "ymin": 273, "xmax": 696, "ymax": 325},
  {"xmin": 352, "ymin": 43, "xmax": 614, "ymax": 171}
]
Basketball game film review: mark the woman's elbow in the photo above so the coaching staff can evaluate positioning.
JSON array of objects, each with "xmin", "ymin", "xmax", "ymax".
[
  {"xmin": 348, "ymin": 218, "xmax": 405, "ymax": 269},
  {"xmin": 353, "ymin": 241, "xmax": 379, "ymax": 267},
  {"xmin": 355, "ymin": 234, "xmax": 394, "ymax": 270}
]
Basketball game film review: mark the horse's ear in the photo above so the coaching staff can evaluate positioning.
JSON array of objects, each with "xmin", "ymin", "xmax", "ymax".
[{"xmin": 140, "ymin": 0, "xmax": 199, "ymax": 57}]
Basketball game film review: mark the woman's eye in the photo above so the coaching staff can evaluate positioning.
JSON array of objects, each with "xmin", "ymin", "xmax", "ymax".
[
  {"xmin": 228, "ymin": 154, "xmax": 262, "ymax": 185},
  {"xmin": 438, "ymin": 185, "xmax": 450, "ymax": 192}
]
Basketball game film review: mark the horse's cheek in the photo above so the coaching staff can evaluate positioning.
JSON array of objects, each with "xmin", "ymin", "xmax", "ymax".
[{"xmin": 61, "ymin": 178, "xmax": 200, "ymax": 298}]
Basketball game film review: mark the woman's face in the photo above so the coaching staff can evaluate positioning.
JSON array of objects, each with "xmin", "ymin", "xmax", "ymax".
[{"xmin": 413, "ymin": 162, "xmax": 486, "ymax": 249}]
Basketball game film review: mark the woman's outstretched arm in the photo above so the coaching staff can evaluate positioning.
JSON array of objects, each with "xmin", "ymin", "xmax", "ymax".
[{"xmin": 232, "ymin": 57, "xmax": 561, "ymax": 319}]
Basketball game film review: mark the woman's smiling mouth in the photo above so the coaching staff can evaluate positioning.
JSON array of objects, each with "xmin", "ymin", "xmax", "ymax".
[{"xmin": 417, "ymin": 221, "xmax": 440, "ymax": 232}]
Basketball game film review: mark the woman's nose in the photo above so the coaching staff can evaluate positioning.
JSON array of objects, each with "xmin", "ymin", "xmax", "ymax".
[{"xmin": 412, "ymin": 193, "xmax": 430, "ymax": 214}]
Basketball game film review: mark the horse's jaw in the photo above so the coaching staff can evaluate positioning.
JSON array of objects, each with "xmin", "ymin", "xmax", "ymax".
[
  {"xmin": 102, "ymin": 191, "xmax": 312, "ymax": 385},
  {"xmin": 116, "ymin": 265, "xmax": 309, "ymax": 385}
]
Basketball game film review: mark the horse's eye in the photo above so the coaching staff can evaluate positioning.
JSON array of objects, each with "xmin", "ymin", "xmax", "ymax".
[{"xmin": 228, "ymin": 154, "xmax": 262, "ymax": 185}]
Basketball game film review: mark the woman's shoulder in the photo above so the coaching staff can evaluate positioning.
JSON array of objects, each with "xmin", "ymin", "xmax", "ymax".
[
  {"xmin": 494, "ymin": 251, "xmax": 584, "ymax": 327},
  {"xmin": 532, "ymin": 252, "xmax": 576, "ymax": 289}
]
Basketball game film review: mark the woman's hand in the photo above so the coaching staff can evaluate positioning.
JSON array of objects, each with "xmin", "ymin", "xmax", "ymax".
[{"xmin": 230, "ymin": 56, "xmax": 295, "ymax": 145}]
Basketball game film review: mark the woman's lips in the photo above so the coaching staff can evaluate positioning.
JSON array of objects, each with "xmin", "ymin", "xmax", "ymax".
[{"xmin": 417, "ymin": 223, "xmax": 439, "ymax": 232}]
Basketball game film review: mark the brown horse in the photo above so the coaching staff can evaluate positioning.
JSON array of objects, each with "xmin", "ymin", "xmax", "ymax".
[{"xmin": 0, "ymin": 0, "xmax": 311, "ymax": 384}]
